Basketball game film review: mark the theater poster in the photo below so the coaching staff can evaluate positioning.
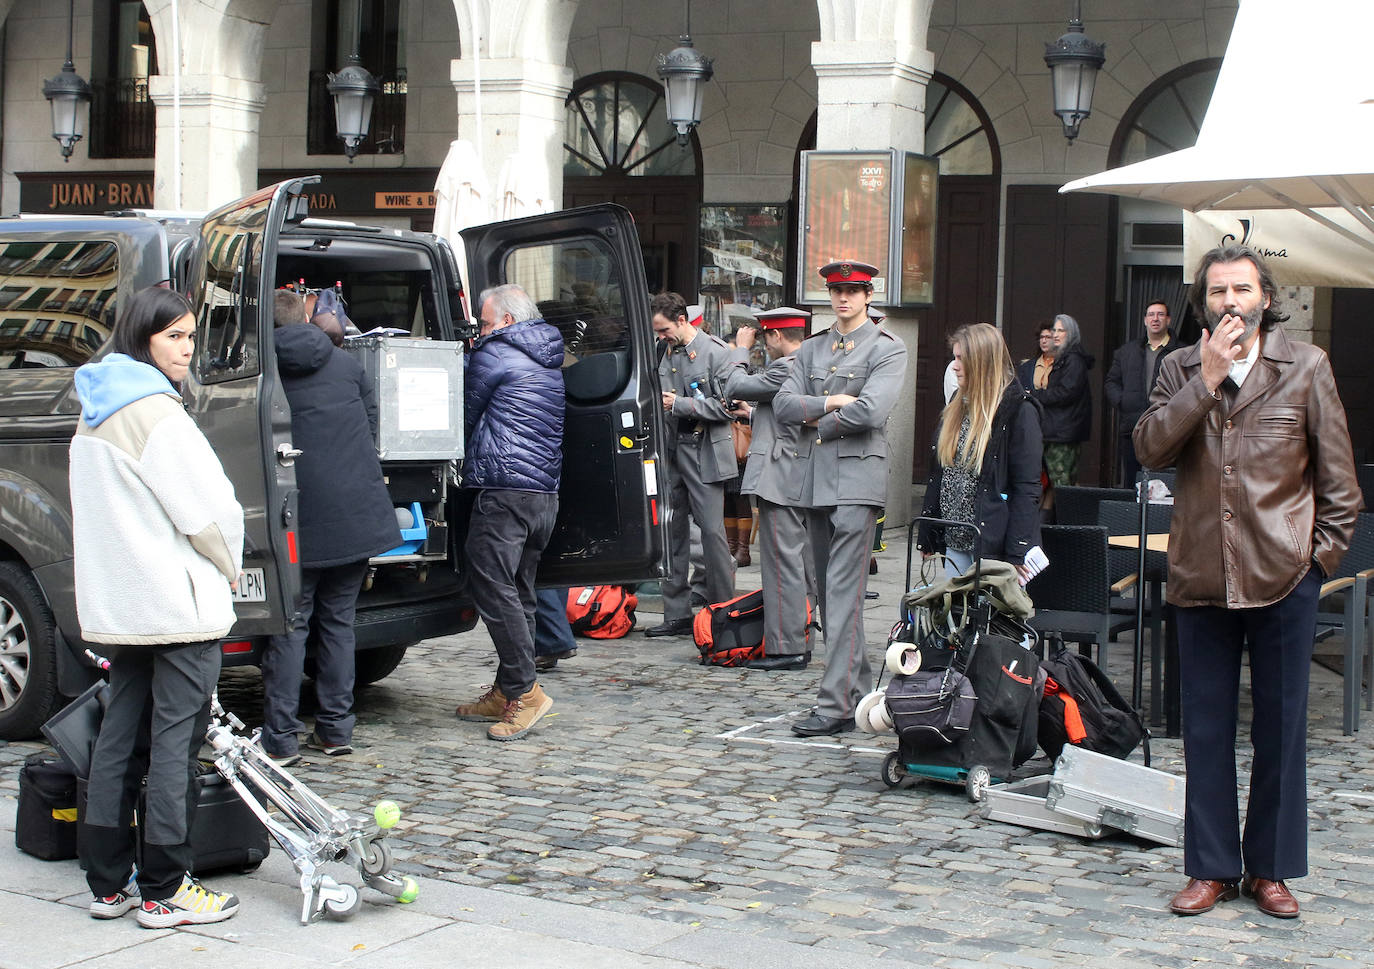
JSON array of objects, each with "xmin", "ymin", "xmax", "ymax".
[{"xmin": 797, "ymin": 150, "xmax": 937, "ymax": 307}]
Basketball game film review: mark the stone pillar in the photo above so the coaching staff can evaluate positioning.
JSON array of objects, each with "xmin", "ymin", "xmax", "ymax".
[
  {"xmin": 145, "ymin": 0, "xmax": 272, "ymax": 211},
  {"xmin": 149, "ymin": 75, "xmax": 265, "ymax": 211},
  {"xmin": 449, "ymin": 56, "xmax": 573, "ymax": 213},
  {"xmin": 809, "ymin": 29, "xmax": 935, "ymax": 525}
]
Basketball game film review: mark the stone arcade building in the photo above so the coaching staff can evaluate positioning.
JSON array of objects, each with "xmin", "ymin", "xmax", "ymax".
[{"xmin": 6, "ymin": 0, "xmax": 1359, "ymax": 518}]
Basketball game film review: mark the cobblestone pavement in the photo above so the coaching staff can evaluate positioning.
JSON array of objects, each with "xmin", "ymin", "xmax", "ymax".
[{"xmin": 4, "ymin": 529, "xmax": 1372, "ymax": 968}]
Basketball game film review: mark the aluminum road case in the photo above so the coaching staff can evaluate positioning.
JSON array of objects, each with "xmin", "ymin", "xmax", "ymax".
[
  {"xmin": 979, "ymin": 775, "xmax": 1113, "ymax": 839},
  {"xmin": 343, "ymin": 336, "xmax": 464, "ymax": 461},
  {"xmin": 1045, "ymin": 745, "xmax": 1186, "ymax": 847}
]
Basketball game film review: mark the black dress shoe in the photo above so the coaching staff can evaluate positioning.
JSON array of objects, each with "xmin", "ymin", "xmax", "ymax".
[
  {"xmin": 644, "ymin": 618, "xmax": 693, "ymax": 638},
  {"xmin": 535, "ymin": 648, "xmax": 577, "ymax": 672},
  {"xmin": 864, "ymin": 590, "xmax": 880, "ymax": 600},
  {"xmin": 791, "ymin": 713, "xmax": 856, "ymax": 736},
  {"xmin": 746, "ymin": 652, "xmax": 810, "ymax": 671}
]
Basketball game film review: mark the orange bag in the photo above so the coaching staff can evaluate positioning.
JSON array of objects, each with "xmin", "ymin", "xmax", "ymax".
[{"xmin": 565, "ymin": 586, "xmax": 638, "ymax": 639}]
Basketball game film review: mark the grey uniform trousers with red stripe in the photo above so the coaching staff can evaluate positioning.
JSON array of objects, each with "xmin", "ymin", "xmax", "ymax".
[
  {"xmin": 807, "ymin": 503, "xmax": 878, "ymax": 718},
  {"xmin": 757, "ymin": 498, "xmax": 814, "ymax": 658}
]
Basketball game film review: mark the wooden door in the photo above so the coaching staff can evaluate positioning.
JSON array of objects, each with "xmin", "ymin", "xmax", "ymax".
[
  {"xmin": 1003, "ymin": 186, "xmax": 1112, "ymax": 485},
  {"xmin": 565, "ymin": 175, "xmax": 700, "ymax": 296},
  {"xmin": 912, "ymin": 175, "xmax": 1000, "ymax": 482}
]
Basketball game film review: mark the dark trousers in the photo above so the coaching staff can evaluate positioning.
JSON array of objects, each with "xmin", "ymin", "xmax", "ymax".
[
  {"xmin": 84, "ymin": 641, "xmax": 220, "ymax": 900},
  {"xmin": 262, "ymin": 560, "xmax": 368, "ymax": 754},
  {"xmin": 466, "ymin": 489, "xmax": 559, "ymax": 699},
  {"xmin": 534, "ymin": 587, "xmax": 575, "ymax": 656},
  {"xmin": 1119, "ymin": 433, "xmax": 1142, "ymax": 490},
  {"xmin": 1175, "ymin": 567, "xmax": 1320, "ymax": 882}
]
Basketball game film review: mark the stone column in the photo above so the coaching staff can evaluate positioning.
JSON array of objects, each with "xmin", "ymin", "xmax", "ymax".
[
  {"xmin": 810, "ymin": 24, "xmax": 935, "ymax": 525},
  {"xmin": 149, "ymin": 75, "xmax": 265, "ymax": 211},
  {"xmin": 145, "ymin": 0, "xmax": 272, "ymax": 211},
  {"xmin": 449, "ymin": 56, "xmax": 573, "ymax": 212}
]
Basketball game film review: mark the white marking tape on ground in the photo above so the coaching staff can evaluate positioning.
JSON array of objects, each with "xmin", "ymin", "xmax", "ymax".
[
  {"xmin": 714, "ymin": 711, "xmax": 889, "ymax": 757},
  {"xmin": 1333, "ymin": 791, "xmax": 1374, "ymax": 804}
]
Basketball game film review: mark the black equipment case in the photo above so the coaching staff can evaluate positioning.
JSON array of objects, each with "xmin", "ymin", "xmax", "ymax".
[{"xmin": 16, "ymin": 754, "xmax": 80, "ymax": 861}]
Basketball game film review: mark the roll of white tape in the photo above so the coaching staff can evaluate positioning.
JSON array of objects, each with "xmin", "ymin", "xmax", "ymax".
[
  {"xmin": 855, "ymin": 690, "xmax": 887, "ymax": 735},
  {"xmin": 865, "ymin": 699, "xmax": 894, "ymax": 734},
  {"xmin": 885, "ymin": 641, "xmax": 921, "ymax": 676}
]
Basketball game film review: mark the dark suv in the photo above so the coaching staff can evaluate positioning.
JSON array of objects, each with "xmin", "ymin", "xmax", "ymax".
[{"xmin": 0, "ymin": 177, "xmax": 669, "ymax": 739}]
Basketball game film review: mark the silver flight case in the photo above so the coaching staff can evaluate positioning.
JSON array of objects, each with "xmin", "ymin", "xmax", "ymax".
[{"xmin": 1044, "ymin": 745, "xmax": 1186, "ymax": 847}]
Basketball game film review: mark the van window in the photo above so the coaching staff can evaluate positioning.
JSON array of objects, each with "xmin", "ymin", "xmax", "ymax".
[
  {"xmin": 504, "ymin": 236, "xmax": 631, "ymax": 370},
  {"xmin": 194, "ymin": 219, "xmax": 262, "ymax": 382},
  {"xmin": 0, "ymin": 239, "xmax": 118, "ymax": 369}
]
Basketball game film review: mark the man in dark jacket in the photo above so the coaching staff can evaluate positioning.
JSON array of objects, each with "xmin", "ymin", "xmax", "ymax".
[
  {"xmin": 1032, "ymin": 313, "xmax": 1094, "ymax": 487},
  {"xmin": 263, "ymin": 290, "xmax": 402, "ymax": 764},
  {"xmin": 454, "ymin": 283, "xmax": 565, "ymax": 742},
  {"xmin": 1104, "ymin": 299, "xmax": 1181, "ymax": 487}
]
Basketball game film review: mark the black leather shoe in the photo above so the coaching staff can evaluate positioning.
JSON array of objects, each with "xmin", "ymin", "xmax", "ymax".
[
  {"xmin": 535, "ymin": 648, "xmax": 577, "ymax": 673},
  {"xmin": 864, "ymin": 590, "xmax": 880, "ymax": 600},
  {"xmin": 644, "ymin": 618, "xmax": 693, "ymax": 638},
  {"xmin": 746, "ymin": 652, "xmax": 810, "ymax": 671},
  {"xmin": 791, "ymin": 713, "xmax": 856, "ymax": 736}
]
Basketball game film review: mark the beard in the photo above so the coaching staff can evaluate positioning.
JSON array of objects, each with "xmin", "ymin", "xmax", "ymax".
[{"xmin": 1206, "ymin": 303, "xmax": 1264, "ymax": 347}]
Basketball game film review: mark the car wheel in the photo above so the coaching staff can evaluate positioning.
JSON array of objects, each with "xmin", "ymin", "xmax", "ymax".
[
  {"xmin": 0, "ymin": 561, "xmax": 61, "ymax": 740},
  {"xmin": 353, "ymin": 643, "xmax": 411, "ymax": 685}
]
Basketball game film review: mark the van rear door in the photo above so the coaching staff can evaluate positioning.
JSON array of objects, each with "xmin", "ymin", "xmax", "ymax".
[
  {"xmin": 462, "ymin": 204, "xmax": 670, "ymax": 585},
  {"xmin": 182, "ymin": 179, "xmax": 314, "ymax": 633}
]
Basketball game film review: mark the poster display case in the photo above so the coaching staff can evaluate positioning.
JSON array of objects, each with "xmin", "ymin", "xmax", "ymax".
[
  {"xmin": 797, "ymin": 150, "xmax": 937, "ymax": 307},
  {"xmin": 698, "ymin": 203, "xmax": 787, "ymax": 336}
]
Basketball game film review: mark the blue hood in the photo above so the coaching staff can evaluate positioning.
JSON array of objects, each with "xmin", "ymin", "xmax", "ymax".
[
  {"xmin": 74, "ymin": 353, "xmax": 179, "ymax": 427},
  {"xmin": 475, "ymin": 318, "xmax": 563, "ymax": 369}
]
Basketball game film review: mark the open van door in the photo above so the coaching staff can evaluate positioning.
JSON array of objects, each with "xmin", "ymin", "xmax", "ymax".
[
  {"xmin": 182, "ymin": 178, "xmax": 314, "ymax": 634},
  {"xmin": 462, "ymin": 204, "xmax": 670, "ymax": 585}
]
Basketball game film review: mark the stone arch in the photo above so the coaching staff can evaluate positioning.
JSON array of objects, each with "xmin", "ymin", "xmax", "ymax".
[
  {"xmin": 143, "ymin": 0, "xmax": 276, "ymax": 79},
  {"xmin": 453, "ymin": 0, "xmax": 579, "ymax": 62}
]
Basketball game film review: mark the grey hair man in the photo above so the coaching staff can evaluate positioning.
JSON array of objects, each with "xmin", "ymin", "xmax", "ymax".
[{"xmin": 454, "ymin": 282, "xmax": 567, "ymax": 741}]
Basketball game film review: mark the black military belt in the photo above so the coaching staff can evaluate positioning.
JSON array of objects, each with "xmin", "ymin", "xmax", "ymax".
[{"xmin": 677, "ymin": 418, "xmax": 702, "ymax": 436}]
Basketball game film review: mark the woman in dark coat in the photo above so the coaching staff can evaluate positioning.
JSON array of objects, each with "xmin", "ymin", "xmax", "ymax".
[
  {"xmin": 1032, "ymin": 313, "xmax": 1094, "ymax": 487},
  {"xmin": 918, "ymin": 322, "xmax": 1043, "ymax": 581}
]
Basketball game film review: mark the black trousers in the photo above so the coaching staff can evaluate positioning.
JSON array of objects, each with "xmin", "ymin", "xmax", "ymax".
[
  {"xmin": 1174, "ymin": 567, "xmax": 1320, "ymax": 882},
  {"xmin": 465, "ymin": 489, "xmax": 559, "ymax": 699},
  {"xmin": 83, "ymin": 641, "xmax": 219, "ymax": 900}
]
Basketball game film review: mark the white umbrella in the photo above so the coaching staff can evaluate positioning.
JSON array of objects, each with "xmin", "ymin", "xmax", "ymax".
[
  {"xmin": 1061, "ymin": 0, "xmax": 1374, "ymax": 275},
  {"xmin": 433, "ymin": 139, "xmax": 491, "ymax": 299},
  {"xmin": 494, "ymin": 153, "xmax": 555, "ymax": 221}
]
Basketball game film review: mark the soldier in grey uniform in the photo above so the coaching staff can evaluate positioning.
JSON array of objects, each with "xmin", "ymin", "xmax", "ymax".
[
  {"xmin": 646, "ymin": 292, "xmax": 737, "ymax": 637},
  {"xmin": 773, "ymin": 261, "xmax": 908, "ymax": 736},
  {"xmin": 721, "ymin": 306, "xmax": 814, "ymax": 670}
]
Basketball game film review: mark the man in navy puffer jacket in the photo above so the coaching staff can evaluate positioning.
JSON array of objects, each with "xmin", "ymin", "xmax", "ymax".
[{"xmin": 455, "ymin": 283, "xmax": 566, "ymax": 741}]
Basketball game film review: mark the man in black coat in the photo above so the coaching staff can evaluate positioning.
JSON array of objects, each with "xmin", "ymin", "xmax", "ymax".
[
  {"xmin": 261, "ymin": 290, "xmax": 401, "ymax": 764},
  {"xmin": 1104, "ymin": 299, "xmax": 1181, "ymax": 487}
]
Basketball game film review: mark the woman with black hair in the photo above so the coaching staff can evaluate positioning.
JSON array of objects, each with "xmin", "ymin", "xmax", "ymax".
[{"xmin": 72, "ymin": 286, "xmax": 245, "ymax": 928}]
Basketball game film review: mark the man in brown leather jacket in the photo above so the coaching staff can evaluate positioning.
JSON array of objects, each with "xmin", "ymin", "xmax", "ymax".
[{"xmin": 1135, "ymin": 244, "xmax": 1360, "ymax": 921}]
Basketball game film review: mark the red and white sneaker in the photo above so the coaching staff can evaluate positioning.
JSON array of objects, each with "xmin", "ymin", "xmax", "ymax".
[{"xmin": 90, "ymin": 869, "xmax": 140, "ymax": 919}]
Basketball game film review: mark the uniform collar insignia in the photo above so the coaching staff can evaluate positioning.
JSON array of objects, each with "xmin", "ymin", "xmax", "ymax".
[{"xmin": 687, "ymin": 349, "xmax": 697, "ymax": 361}]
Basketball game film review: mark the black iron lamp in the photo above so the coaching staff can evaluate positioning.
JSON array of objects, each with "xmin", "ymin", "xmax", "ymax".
[
  {"xmin": 43, "ymin": 0, "xmax": 92, "ymax": 162},
  {"xmin": 656, "ymin": 1, "xmax": 713, "ymax": 146},
  {"xmin": 1044, "ymin": 0, "xmax": 1106, "ymax": 143},
  {"xmin": 326, "ymin": 0, "xmax": 379, "ymax": 160}
]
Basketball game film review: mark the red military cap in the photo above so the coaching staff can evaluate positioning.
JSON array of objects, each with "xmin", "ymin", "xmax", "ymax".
[
  {"xmin": 753, "ymin": 306, "xmax": 811, "ymax": 331},
  {"xmin": 686, "ymin": 303, "xmax": 704, "ymax": 327},
  {"xmin": 819, "ymin": 260, "xmax": 879, "ymax": 287}
]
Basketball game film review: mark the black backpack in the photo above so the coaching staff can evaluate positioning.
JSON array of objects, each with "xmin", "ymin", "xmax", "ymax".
[{"xmin": 1038, "ymin": 635, "xmax": 1150, "ymax": 765}]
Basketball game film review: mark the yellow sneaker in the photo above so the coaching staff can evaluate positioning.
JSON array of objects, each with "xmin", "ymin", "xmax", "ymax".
[{"xmin": 136, "ymin": 875, "xmax": 239, "ymax": 928}]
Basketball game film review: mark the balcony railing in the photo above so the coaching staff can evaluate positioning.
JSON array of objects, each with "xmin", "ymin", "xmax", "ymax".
[
  {"xmin": 307, "ymin": 69, "xmax": 407, "ymax": 156},
  {"xmin": 89, "ymin": 78, "xmax": 155, "ymax": 159}
]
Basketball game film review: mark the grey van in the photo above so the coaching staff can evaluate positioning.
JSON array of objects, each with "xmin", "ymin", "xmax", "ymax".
[{"xmin": 0, "ymin": 176, "xmax": 669, "ymax": 739}]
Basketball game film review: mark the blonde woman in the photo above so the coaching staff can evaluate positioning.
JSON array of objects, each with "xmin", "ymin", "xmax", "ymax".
[{"xmin": 917, "ymin": 323, "xmax": 1043, "ymax": 581}]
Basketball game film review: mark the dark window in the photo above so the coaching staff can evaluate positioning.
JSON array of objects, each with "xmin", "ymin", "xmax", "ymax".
[
  {"xmin": 89, "ymin": 2, "xmax": 157, "ymax": 159},
  {"xmin": 307, "ymin": 0, "xmax": 407, "ymax": 156},
  {"xmin": 563, "ymin": 76, "xmax": 695, "ymax": 177},
  {"xmin": 193, "ymin": 216, "xmax": 262, "ymax": 383},
  {"xmin": 0, "ymin": 239, "xmax": 118, "ymax": 368}
]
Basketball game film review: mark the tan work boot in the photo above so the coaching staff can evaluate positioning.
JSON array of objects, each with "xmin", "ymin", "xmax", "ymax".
[
  {"xmin": 487, "ymin": 683, "xmax": 554, "ymax": 741},
  {"xmin": 456, "ymin": 685, "xmax": 508, "ymax": 721}
]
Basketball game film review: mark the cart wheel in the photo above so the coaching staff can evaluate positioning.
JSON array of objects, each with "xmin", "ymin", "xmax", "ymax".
[
  {"xmin": 323, "ymin": 884, "xmax": 361, "ymax": 919},
  {"xmin": 881, "ymin": 751, "xmax": 907, "ymax": 789},
  {"xmin": 964, "ymin": 765, "xmax": 992, "ymax": 802},
  {"xmin": 361, "ymin": 837, "xmax": 393, "ymax": 876}
]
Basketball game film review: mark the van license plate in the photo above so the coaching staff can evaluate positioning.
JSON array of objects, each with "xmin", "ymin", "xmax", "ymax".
[{"xmin": 234, "ymin": 568, "xmax": 266, "ymax": 602}]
